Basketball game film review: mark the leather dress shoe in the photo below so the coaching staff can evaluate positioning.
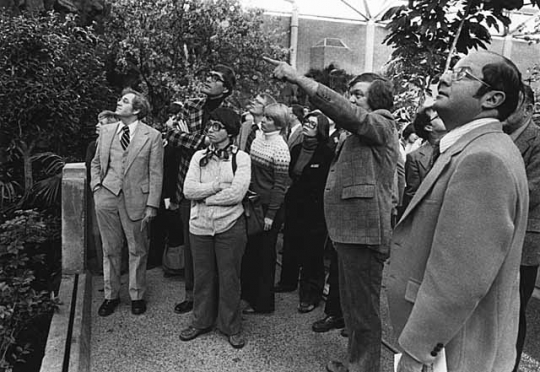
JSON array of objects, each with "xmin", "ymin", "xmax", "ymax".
[
  {"xmin": 98, "ymin": 298, "xmax": 120, "ymax": 317},
  {"xmin": 179, "ymin": 326, "xmax": 212, "ymax": 341},
  {"xmin": 273, "ymin": 283, "xmax": 296, "ymax": 293},
  {"xmin": 228, "ymin": 333, "xmax": 246, "ymax": 349},
  {"xmin": 340, "ymin": 328, "xmax": 348, "ymax": 337},
  {"xmin": 298, "ymin": 302, "xmax": 317, "ymax": 313},
  {"xmin": 326, "ymin": 360, "xmax": 349, "ymax": 372},
  {"xmin": 131, "ymin": 299, "xmax": 146, "ymax": 315},
  {"xmin": 312, "ymin": 315, "xmax": 345, "ymax": 333},
  {"xmin": 174, "ymin": 300, "xmax": 193, "ymax": 314}
]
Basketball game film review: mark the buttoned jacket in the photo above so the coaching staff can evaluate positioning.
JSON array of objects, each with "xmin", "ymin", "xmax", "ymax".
[
  {"xmin": 387, "ymin": 123, "xmax": 529, "ymax": 371},
  {"xmin": 310, "ymin": 84, "xmax": 399, "ymax": 252},
  {"xmin": 91, "ymin": 122, "xmax": 164, "ymax": 220}
]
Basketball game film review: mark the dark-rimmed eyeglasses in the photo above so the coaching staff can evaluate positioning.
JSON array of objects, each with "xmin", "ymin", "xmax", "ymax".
[
  {"xmin": 207, "ymin": 120, "xmax": 225, "ymax": 132},
  {"xmin": 208, "ymin": 72, "xmax": 225, "ymax": 83},
  {"xmin": 444, "ymin": 67, "xmax": 492, "ymax": 89},
  {"xmin": 303, "ymin": 119, "xmax": 318, "ymax": 129}
]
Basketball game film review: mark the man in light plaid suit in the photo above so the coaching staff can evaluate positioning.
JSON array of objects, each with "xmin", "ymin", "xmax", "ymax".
[{"xmin": 165, "ymin": 65, "xmax": 236, "ymax": 315}]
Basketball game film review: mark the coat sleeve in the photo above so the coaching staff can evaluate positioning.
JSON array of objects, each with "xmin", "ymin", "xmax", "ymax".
[
  {"xmin": 398, "ymin": 151, "xmax": 522, "ymax": 363},
  {"xmin": 90, "ymin": 135, "xmax": 103, "ymax": 191},
  {"xmin": 206, "ymin": 151, "xmax": 251, "ymax": 206},
  {"xmin": 403, "ymin": 153, "xmax": 421, "ymax": 208},
  {"xmin": 183, "ymin": 151, "xmax": 221, "ymax": 201},
  {"xmin": 309, "ymin": 84, "xmax": 395, "ymax": 146},
  {"xmin": 146, "ymin": 131, "xmax": 164, "ymax": 209}
]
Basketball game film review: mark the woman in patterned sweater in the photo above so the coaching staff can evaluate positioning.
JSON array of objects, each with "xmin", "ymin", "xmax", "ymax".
[{"xmin": 241, "ymin": 103, "xmax": 291, "ymax": 314}]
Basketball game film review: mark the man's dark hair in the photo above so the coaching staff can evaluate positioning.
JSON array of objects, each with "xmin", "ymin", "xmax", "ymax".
[
  {"xmin": 412, "ymin": 107, "xmax": 431, "ymax": 141},
  {"xmin": 213, "ymin": 64, "xmax": 236, "ymax": 97},
  {"xmin": 348, "ymin": 72, "xmax": 394, "ymax": 111},
  {"xmin": 291, "ymin": 104, "xmax": 304, "ymax": 122},
  {"xmin": 121, "ymin": 88, "xmax": 150, "ymax": 119},
  {"xmin": 402, "ymin": 123, "xmax": 416, "ymax": 141},
  {"xmin": 473, "ymin": 53, "xmax": 523, "ymax": 121}
]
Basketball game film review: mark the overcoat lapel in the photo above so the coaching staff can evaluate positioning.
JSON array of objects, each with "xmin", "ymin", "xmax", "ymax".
[
  {"xmin": 398, "ymin": 123, "xmax": 500, "ymax": 223},
  {"xmin": 417, "ymin": 146, "xmax": 432, "ymax": 173},
  {"xmin": 124, "ymin": 123, "xmax": 149, "ymax": 174}
]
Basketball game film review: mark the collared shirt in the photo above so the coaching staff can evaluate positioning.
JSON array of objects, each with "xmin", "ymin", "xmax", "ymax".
[
  {"xmin": 509, "ymin": 120, "xmax": 531, "ymax": 142},
  {"xmin": 440, "ymin": 118, "xmax": 498, "ymax": 153},
  {"xmin": 116, "ymin": 120, "xmax": 138, "ymax": 141}
]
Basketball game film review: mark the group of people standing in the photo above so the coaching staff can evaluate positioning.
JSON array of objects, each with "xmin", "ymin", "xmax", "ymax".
[{"xmin": 89, "ymin": 49, "xmax": 539, "ymax": 372}]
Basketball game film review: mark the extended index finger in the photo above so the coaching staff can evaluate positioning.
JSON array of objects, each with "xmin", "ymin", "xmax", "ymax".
[{"xmin": 262, "ymin": 56, "xmax": 281, "ymax": 65}]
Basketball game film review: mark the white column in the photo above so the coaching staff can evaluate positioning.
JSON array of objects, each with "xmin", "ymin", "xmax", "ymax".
[{"xmin": 364, "ymin": 19, "xmax": 375, "ymax": 72}]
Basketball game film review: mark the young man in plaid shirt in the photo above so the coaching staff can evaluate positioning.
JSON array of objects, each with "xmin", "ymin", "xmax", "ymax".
[{"xmin": 165, "ymin": 65, "xmax": 237, "ymax": 314}]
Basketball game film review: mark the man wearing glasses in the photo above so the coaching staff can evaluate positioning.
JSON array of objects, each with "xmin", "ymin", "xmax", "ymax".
[
  {"xmin": 265, "ymin": 57, "xmax": 400, "ymax": 372},
  {"xmin": 165, "ymin": 65, "xmax": 236, "ymax": 315},
  {"xmin": 387, "ymin": 51, "xmax": 528, "ymax": 372}
]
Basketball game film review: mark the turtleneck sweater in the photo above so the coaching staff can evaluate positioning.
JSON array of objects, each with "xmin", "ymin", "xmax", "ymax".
[{"xmin": 249, "ymin": 131, "xmax": 290, "ymax": 219}]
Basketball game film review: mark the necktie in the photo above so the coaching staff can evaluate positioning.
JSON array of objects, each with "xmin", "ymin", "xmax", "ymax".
[
  {"xmin": 121, "ymin": 125, "xmax": 130, "ymax": 150},
  {"xmin": 430, "ymin": 143, "xmax": 440, "ymax": 169},
  {"xmin": 245, "ymin": 124, "xmax": 257, "ymax": 154}
]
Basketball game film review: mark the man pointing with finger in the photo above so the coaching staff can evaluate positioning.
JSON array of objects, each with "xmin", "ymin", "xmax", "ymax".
[{"xmin": 266, "ymin": 57, "xmax": 399, "ymax": 372}]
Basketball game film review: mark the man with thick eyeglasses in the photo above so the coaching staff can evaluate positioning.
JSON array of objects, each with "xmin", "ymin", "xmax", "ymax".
[
  {"xmin": 388, "ymin": 51, "xmax": 528, "ymax": 372},
  {"xmin": 165, "ymin": 64, "xmax": 236, "ymax": 316},
  {"xmin": 237, "ymin": 92, "xmax": 277, "ymax": 153}
]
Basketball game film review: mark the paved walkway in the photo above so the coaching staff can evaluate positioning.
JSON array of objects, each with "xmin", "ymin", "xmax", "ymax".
[{"xmin": 90, "ymin": 267, "xmax": 540, "ymax": 372}]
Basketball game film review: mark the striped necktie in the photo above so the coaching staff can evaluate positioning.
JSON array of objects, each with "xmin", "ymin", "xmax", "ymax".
[{"xmin": 121, "ymin": 125, "xmax": 130, "ymax": 150}]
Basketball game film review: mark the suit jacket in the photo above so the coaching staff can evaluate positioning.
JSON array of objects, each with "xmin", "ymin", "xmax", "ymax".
[
  {"xmin": 237, "ymin": 120, "xmax": 255, "ymax": 152},
  {"xmin": 287, "ymin": 125, "xmax": 303, "ymax": 150},
  {"xmin": 403, "ymin": 141, "xmax": 434, "ymax": 209},
  {"xmin": 91, "ymin": 122, "xmax": 164, "ymax": 220},
  {"xmin": 514, "ymin": 121, "xmax": 540, "ymax": 266},
  {"xmin": 387, "ymin": 123, "xmax": 529, "ymax": 372},
  {"xmin": 310, "ymin": 84, "xmax": 399, "ymax": 251}
]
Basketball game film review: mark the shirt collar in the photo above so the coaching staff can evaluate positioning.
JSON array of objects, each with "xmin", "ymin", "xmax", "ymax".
[
  {"xmin": 439, "ymin": 118, "xmax": 498, "ymax": 153},
  {"xmin": 116, "ymin": 120, "xmax": 139, "ymax": 134}
]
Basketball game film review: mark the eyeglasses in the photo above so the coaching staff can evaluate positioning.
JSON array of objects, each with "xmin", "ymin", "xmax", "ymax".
[
  {"xmin": 430, "ymin": 113, "xmax": 441, "ymax": 123},
  {"xmin": 303, "ymin": 119, "xmax": 318, "ymax": 129},
  {"xmin": 207, "ymin": 120, "xmax": 225, "ymax": 132},
  {"xmin": 208, "ymin": 72, "xmax": 225, "ymax": 83},
  {"xmin": 444, "ymin": 67, "xmax": 492, "ymax": 89}
]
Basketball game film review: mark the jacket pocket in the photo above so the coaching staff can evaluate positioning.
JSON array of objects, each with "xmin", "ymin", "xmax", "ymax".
[
  {"xmin": 404, "ymin": 278, "xmax": 421, "ymax": 303},
  {"xmin": 141, "ymin": 183, "xmax": 149, "ymax": 194},
  {"xmin": 341, "ymin": 184, "xmax": 375, "ymax": 199}
]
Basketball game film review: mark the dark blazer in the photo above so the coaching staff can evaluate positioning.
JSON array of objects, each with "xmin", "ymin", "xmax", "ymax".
[
  {"xmin": 514, "ymin": 121, "xmax": 540, "ymax": 266},
  {"xmin": 310, "ymin": 84, "xmax": 399, "ymax": 252},
  {"xmin": 285, "ymin": 142, "xmax": 334, "ymax": 234},
  {"xmin": 403, "ymin": 141, "xmax": 434, "ymax": 209},
  {"xmin": 388, "ymin": 123, "xmax": 528, "ymax": 371}
]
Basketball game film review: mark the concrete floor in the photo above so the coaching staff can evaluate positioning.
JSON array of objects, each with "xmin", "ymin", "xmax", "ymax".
[{"xmin": 90, "ymin": 267, "xmax": 540, "ymax": 372}]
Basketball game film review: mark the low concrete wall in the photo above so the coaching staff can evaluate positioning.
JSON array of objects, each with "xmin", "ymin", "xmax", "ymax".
[
  {"xmin": 40, "ymin": 163, "xmax": 92, "ymax": 372},
  {"xmin": 40, "ymin": 273, "xmax": 92, "ymax": 372}
]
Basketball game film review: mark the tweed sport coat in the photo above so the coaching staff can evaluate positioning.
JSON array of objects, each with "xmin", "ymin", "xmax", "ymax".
[
  {"xmin": 387, "ymin": 123, "xmax": 529, "ymax": 372},
  {"xmin": 91, "ymin": 122, "xmax": 164, "ymax": 221},
  {"xmin": 310, "ymin": 84, "xmax": 400, "ymax": 252},
  {"xmin": 514, "ymin": 121, "xmax": 540, "ymax": 266}
]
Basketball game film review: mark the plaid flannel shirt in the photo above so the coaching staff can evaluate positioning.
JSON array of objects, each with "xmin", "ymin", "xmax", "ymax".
[{"xmin": 166, "ymin": 96, "xmax": 237, "ymax": 201}]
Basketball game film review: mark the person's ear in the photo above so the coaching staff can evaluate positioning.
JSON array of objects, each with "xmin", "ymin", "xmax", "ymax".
[
  {"xmin": 523, "ymin": 102, "xmax": 535, "ymax": 117},
  {"xmin": 424, "ymin": 124, "xmax": 433, "ymax": 132},
  {"xmin": 481, "ymin": 90, "xmax": 506, "ymax": 110}
]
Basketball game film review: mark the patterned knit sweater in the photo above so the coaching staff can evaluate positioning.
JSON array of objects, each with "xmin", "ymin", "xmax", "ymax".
[{"xmin": 250, "ymin": 131, "xmax": 290, "ymax": 220}]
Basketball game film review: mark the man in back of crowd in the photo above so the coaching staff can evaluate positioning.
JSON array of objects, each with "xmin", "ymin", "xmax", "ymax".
[
  {"xmin": 388, "ymin": 51, "xmax": 528, "ymax": 372},
  {"xmin": 166, "ymin": 65, "xmax": 236, "ymax": 315},
  {"xmin": 402, "ymin": 106, "xmax": 446, "ymax": 209},
  {"xmin": 286, "ymin": 104, "xmax": 304, "ymax": 150},
  {"xmin": 237, "ymin": 92, "xmax": 277, "ymax": 153},
  {"xmin": 266, "ymin": 57, "xmax": 399, "ymax": 372},
  {"xmin": 502, "ymin": 84, "xmax": 540, "ymax": 372}
]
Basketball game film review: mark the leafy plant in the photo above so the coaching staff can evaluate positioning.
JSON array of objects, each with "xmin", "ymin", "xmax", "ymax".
[
  {"xmin": 0, "ymin": 210, "xmax": 60, "ymax": 370},
  {"xmin": 104, "ymin": 0, "xmax": 287, "ymax": 121},
  {"xmin": 0, "ymin": 12, "xmax": 115, "ymax": 197}
]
